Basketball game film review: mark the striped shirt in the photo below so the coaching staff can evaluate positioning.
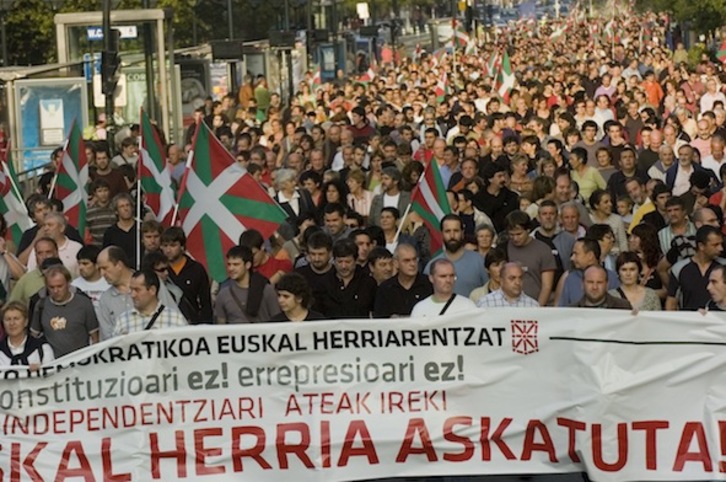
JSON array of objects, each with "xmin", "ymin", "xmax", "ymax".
[
  {"xmin": 476, "ymin": 289, "xmax": 540, "ymax": 308},
  {"xmin": 658, "ymin": 222, "xmax": 696, "ymax": 259},
  {"xmin": 86, "ymin": 204, "xmax": 117, "ymax": 246},
  {"xmin": 113, "ymin": 303, "xmax": 187, "ymax": 337}
]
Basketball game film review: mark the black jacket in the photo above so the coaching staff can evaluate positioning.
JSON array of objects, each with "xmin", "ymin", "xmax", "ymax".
[
  {"xmin": 168, "ymin": 255, "xmax": 213, "ymax": 324},
  {"xmin": 373, "ymin": 273, "xmax": 433, "ymax": 318}
]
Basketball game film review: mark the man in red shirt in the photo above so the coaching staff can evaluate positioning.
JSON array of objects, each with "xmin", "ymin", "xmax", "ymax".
[{"xmin": 238, "ymin": 229, "xmax": 292, "ymax": 285}]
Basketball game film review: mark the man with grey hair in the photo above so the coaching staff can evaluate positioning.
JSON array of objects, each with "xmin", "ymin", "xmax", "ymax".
[
  {"xmin": 369, "ymin": 166, "xmax": 411, "ymax": 226},
  {"xmin": 476, "ymin": 262, "xmax": 540, "ymax": 308},
  {"xmin": 411, "ymin": 258, "xmax": 476, "ymax": 316},
  {"xmin": 26, "ymin": 211, "xmax": 83, "ymax": 278},
  {"xmin": 274, "ymin": 168, "xmax": 316, "ymax": 230},
  {"xmin": 648, "ymin": 144, "xmax": 677, "ymax": 183}
]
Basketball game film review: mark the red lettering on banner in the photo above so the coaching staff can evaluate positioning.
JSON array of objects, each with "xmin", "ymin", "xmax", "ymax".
[
  {"xmin": 338, "ymin": 420, "xmax": 378, "ymax": 466},
  {"xmin": 720, "ymin": 421, "xmax": 726, "ymax": 472},
  {"xmin": 150, "ymin": 430, "xmax": 187, "ymax": 479},
  {"xmin": 396, "ymin": 418, "xmax": 437, "ymax": 462},
  {"xmin": 388, "ymin": 392, "xmax": 404, "ymax": 413},
  {"xmin": 10, "ymin": 441, "xmax": 46, "ymax": 481},
  {"xmin": 55, "ymin": 441, "xmax": 93, "ymax": 481},
  {"xmin": 276, "ymin": 423, "xmax": 314, "ymax": 469},
  {"xmin": 321, "ymin": 420, "xmax": 331, "ymax": 468},
  {"xmin": 592, "ymin": 423, "xmax": 628, "ymax": 472},
  {"xmin": 480, "ymin": 417, "xmax": 516, "ymax": 461},
  {"xmin": 443, "ymin": 416, "xmax": 474, "ymax": 462},
  {"xmin": 101, "ymin": 438, "xmax": 131, "ymax": 481},
  {"xmin": 556, "ymin": 418, "xmax": 585, "ymax": 463},
  {"xmin": 632, "ymin": 420, "xmax": 669, "ymax": 470},
  {"xmin": 230, "ymin": 426, "xmax": 272, "ymax": 471},
  {"xmin": 673, "ymin": 422, "xmax": 713, "ymax": 472},
  {"xmin": 284, "ymin": 395, "xmax": 302, "ymax": 416},
  {"xmin": 521, "ymin": 420, "xmax": 558, "ymax": 463},
  {"xmin": 194, "ymin": 427, "xmax": 225, "ymax": 475}
]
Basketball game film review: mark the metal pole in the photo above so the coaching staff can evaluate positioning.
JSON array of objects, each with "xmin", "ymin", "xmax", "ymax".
[
  {"xmin": 102, "ymin": 0, "xmax": 114, "ymax": 131},
  {"xmin": 1, "ymin": 13, "xmax": 7, "ymax": 67},
  {"xmin": 284, "ymin": 0, "xmax": 290, "ymax": 31},
  {"xmin": 227, "ymin": 0, "xmax": 234, "ymax": 39},
  {"xmin": 142, "ymin": 0, "xmax": 157, "ymax": 121}
]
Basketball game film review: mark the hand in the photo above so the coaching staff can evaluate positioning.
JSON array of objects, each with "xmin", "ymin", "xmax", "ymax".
[{"xmin": 29, "ymin": 363, "xmax": 41, "ymax": 372}]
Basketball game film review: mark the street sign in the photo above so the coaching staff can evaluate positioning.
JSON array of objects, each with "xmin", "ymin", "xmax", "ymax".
[
  {"xmin": 82, "ymin": 52, "xmax": 103, "ymax": 83},
  {"xmin": 87, "ymin": 26, "xmax": 138, "ymax": 41}
]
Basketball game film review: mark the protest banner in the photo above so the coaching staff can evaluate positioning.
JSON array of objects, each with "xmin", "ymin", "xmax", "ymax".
[{"xmin": 2, "ymin": 308, "xmax": 726, "ymax": 481}]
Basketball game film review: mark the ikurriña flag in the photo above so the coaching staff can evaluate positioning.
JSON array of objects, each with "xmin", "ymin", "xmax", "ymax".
[
  {"xmin": 410, "ymin": 160, "xmax": 451, "ymax": 255},
  {"xmin": 176, "ymin": 121, "xmax": 288, "ymax": 282},
  {"xmin": 0, "ymin": 147, "xmax": 31, "ymax": 247},
  {"xmin": 54, "ymin": 119, "xmax": 88, "ymax": 236},
  {"xmin": 139, "ymin": 109, "xmax": 175, "ymax": 226}
]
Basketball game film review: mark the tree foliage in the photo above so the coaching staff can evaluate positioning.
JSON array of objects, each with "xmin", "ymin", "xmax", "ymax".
[
  {"xmin": 2, "ymin": 0, "xmax": 287, "ymax": 66},
  {"xmin": 635, "ymin": 0, "xmax": 726, "ymax": 36}
]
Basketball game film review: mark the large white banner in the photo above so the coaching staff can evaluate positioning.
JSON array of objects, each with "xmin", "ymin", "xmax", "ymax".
[{"xmin": 2, "ymin": 309, "xmax": 726, "ymax": 481}]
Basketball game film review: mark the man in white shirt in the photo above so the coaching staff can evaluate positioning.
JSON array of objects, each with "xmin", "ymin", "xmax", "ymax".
[
  {"xmin": 476, "ymin": 262, "xmax": 540, "ymax": 308},
  {"xmin": 71, "ymin": 245, "xmax": 110, "ymax": 309},
  {"xmin": 701, "ymin": 135, "xmax": 726, "ymax": 177},
  {"xmin": 412, "ymin": 258, "xmax": 476, "ymax": 316}
]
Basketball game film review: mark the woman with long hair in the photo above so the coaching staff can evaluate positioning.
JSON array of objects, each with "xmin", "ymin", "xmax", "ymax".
[
  {"xmin": 569, "ymin": 147, "xmax": 606, "ymax": 202},
  {"xmin": 589, "ymin": 189, "xmax": 628, "ymax": 254},
  {"xmin": 629, "ymin": 223, "xmax": 666, "ymax": 300}
]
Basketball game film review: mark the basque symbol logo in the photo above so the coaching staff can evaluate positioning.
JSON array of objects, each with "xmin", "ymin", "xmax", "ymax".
[{"xmin": 511, "ymin": 320, "xmax": 539, "ymax": 355}]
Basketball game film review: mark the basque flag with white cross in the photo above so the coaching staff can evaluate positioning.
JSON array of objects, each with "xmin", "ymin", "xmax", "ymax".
[
  {"xmin": 139, "ymin": 109, "xmax": 175, "ymax": 225},
  {"xmin": 176, "ymin": 121, "xmax": 288, "ymax": 282}
]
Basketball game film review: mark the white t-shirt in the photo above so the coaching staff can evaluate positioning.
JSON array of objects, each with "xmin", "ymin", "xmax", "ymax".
[
  {"xmin": 72, "ymin": 276, "xmax": 111, "ymax": 309},
  {"xmin": 383, "ymin": 193, "xmax": 400, "ymax": 209},
  {"xmin": 411, "ymin": 294, "xmax": 477, "ymax": 317}
]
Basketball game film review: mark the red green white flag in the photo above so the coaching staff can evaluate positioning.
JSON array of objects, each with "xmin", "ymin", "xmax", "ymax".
[
  {"xmin": 435, "ymin": 69, "xmax": 448, "ymax": 103},
  {"xmin": 717, "ymin": 40, "xmax": 726, "ymax": 64},
  {"xmin": 176, "ymin": 121, "xmax": 288, "ymax": 282},
  {"xmin": 0, "ymin": 148, "xmax": 31, "ymax": 247},
  {"xmin": 53, "ymin": 119, "xmax": 88, "ymax": 235},
  {"xmin": 312, "ymin": 66, "xmax": 322, "ymax": 90},
  {"xmin": 139, "ymin": 109, "xmax": 175, "ymax": 225},
  {"xmin": 496, "ymin": 51, "xmax": 515, "ymax": 104},
  {"xmin": 411, "ymin": 159, "xmax": 451, "ymax": 255}
]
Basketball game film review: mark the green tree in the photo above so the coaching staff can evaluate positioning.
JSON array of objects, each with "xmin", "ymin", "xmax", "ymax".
[{"xmin": 635, "ymin": 0, "xmax": 726, "ymax": 36}]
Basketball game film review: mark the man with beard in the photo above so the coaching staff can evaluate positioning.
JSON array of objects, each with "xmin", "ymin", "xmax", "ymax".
[
  {"xmin": 295, "ymin": 231, "xmax": 333, "ymax": 314},
  {"xmin": 369, "ymin": 167, "xmax": 411, "ymax": 226},
  {"xmin": 473, "ymin": 163, "xmax": 519, "ymax": 233},
  {"xmin": 425, "ymin": 214, "xmax": 487, "ymax": 297}
]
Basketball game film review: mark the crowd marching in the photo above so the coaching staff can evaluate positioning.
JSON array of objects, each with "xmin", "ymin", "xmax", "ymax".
[{"xmin": 2, "ymin": 4, "xmax": 726, "ymax": 374}]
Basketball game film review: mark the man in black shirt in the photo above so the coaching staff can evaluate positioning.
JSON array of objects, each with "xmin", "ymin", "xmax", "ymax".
[
  {"xmin": 319, "ymin": 239, "xmax": 377, "ymax": 319},
  {"xmin": 295, "ymin": 231, "xmax": 334, "ymax": 314},
  {"xmin": 373, "ymin": 243, "xmax": 433, "ymax": 318},
  {"xmin": 473, "ymin": 162, "xmax": 519, "ymax": 233}
]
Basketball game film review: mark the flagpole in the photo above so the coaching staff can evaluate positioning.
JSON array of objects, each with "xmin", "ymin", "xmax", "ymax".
[
  {"xmin": 47, "ymin": 172, "xmax": 59, "ymax": 200},
  {"xmin": 136, "ymin": 178, "xmax": 141, "ymax": 270},
  {"xmin": 393, "ymin": 201, "xmax": 413, "ymax": 245},
  {"xmin": 136, "ymin": 119, "xmax": 143, "ymax": 270},
  {"xmin": 171, "ymin": 148, "xmax": 194, "ymax": 226}
]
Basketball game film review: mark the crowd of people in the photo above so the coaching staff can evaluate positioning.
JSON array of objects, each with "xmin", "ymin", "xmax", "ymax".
[{"xmin": 2, "ymin": 5, "xmax": 726, "ymax": 372}]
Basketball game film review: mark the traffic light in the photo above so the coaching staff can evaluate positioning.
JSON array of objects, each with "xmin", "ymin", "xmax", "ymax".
[{"xmin": 101, "ymin": 29, "xmax": 121, "ymax": 96}]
